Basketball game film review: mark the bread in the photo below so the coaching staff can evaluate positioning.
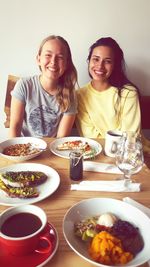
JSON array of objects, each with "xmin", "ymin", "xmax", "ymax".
[
  {"xmin": 0, "ymin": 178, "xmax": 39, "ymax": 198},
  {"xmin": 0, "ymin": 171, "xmax": 47, "ymax": 187}
]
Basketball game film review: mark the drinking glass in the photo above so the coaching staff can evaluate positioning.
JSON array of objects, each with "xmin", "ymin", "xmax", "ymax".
[{"xmin": 115, "ymin": 132, "xmax": 144, "ymax": 182}]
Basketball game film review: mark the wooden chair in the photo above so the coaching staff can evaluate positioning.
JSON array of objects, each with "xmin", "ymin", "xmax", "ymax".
[
  {"xmin": 140, "ymin": 96, "xmax": 150, "ymax": 130},
  {"xmin": 4, "ymin": 75, "xmax": 19, "ymax": 128}
]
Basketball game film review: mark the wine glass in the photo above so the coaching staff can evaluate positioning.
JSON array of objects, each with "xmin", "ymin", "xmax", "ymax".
[{"xmin": 115, "ymin": 132, "xmax": 144, "ymax": 182}]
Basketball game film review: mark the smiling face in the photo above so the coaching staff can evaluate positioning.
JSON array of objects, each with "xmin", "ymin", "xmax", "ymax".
[
  {"xmin": 37, "ymin": 39, "xmax": 67, "ymax": 82},
  {"xmin": 88, "ymin": 46, "xmax": 114, "ymax": 84}
]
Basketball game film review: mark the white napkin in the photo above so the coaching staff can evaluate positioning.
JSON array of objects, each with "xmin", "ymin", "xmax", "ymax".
[
  {"xmin": 71, "ymin": 180, "xmax": 141, "ymax": 192},
  {"xmin": 123, "ymin": 197, "xmax": 150, "ymax": 218},
  {"xmin": 83, "ymin": 161, "xmax": 122, "ymax": 174}
]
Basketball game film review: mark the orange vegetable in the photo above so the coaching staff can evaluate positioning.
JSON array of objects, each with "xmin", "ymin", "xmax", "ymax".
[{"xmin": 88, "ymin": 231, "xmax": 133, "ymax": 265}]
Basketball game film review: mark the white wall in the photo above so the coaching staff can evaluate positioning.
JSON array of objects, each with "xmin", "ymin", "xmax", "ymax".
[{"xmin": 0, "ymin": 0, "xmax": 150, "ymax": 140}]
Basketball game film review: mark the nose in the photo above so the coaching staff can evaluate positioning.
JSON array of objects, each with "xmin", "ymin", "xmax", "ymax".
[
  {"xmin": 50, "ymin": 55, "xmax": 57, "ymax": 65},
  {"xmin": 97, "ymin": 60, "xmax": 104, "ymax": 68}
]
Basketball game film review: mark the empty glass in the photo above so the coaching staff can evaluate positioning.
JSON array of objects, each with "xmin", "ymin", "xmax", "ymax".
[{"xmin": 115, "ymin": 132, "xmax": 144, "ymax": 182}]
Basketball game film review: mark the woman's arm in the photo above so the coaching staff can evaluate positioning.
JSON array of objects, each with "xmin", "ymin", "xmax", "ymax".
[
  {"xmin": 120, "ymin": 89, "xmax": 141, "ymax": 133},
  {"xmin": 56, "ymin": 114, "xmax": 76, "ymax": 137},
  {"xmin": 9, "ymin": 96, "xmax": 25, "ymax": 138}
]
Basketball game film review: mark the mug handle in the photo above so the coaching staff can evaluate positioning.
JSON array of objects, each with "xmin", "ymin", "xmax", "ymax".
[
  {"xmin": 35, "ymin": 235, "xmax": 52, "ymax": 254},
  {"xmin": 35, "ymin": 223, "xmax": 53, "ymax": 254}
]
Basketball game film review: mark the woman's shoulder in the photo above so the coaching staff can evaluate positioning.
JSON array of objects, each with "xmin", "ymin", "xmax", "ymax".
[
  {"xmin": 14, "ymin": 75, "xmax": 40, "ymax": 93},
  {"xmin": 12, "ymin": 75, "xmax": 40, "ymax": 96},
  {"xmin": 76, "ymin": 83, "xmax": 91, "ymax": 95},
  {"xmin": 19, "ymin": 75, "xmax": 39, "ymax": 85},
  {"xmin": 121, "ymin": 84, "xmax": 138, "ymax": 96}
]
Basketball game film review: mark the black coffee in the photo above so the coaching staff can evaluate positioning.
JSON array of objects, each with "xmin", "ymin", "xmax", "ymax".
[
  {"xmin": 1, "ymin": 212, "xmax": 42, "ymax": 237},
  {"xmin": 110, "ymin": 133, "xmax": 121, "ymax": 137}
]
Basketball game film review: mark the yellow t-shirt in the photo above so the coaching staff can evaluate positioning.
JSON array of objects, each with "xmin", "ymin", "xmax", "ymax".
[{"xmin": 76, "ymin": 82, "xmax": 141, "ymax": 138}]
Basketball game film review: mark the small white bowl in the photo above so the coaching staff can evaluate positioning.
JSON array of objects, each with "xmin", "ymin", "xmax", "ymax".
[
  {"xmin": 0, "ymin": 137, "xmax": 47, "ymax": 162},
  {"xmin": 63, "ymin": 198, "xmax": 150, "ymax": 267}
]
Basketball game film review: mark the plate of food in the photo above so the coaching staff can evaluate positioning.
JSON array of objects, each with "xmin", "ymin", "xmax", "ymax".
[
  {"xmin": 0, "ymin": 163, "xmax": 60, "ymax": 206},
  {"xmin": 63, "ymin": 198, "xmax": 150, "ymax": 267},
  {"xmin": 49, "ymin": 137, "xmax": 102, "ymax": 159},
  {"xmin": 0, "ymin": 137, "xmax": 47, "ymax": 161}
]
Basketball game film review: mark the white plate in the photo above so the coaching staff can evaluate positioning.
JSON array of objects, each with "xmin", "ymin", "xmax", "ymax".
[
  {"xmin": 63, "ymin": 198, "xmax": 150, "ymax": 267},
  {"xmin": 0, "ymin": 137, "xmax": 47, "ymax": 161},
  {"xmin": 49, "ymin": 137, "xmax": 102, "ymax": 159},
  {"xmin": 0, "ymin": 163, "xmax": 60, "ymax": 206}
]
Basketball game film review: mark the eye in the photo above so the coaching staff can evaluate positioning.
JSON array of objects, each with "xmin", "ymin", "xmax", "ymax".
[
  {"xmin": 57, "ymin": 55, "xmax": 65, "ymax": 61},
  {"xmin": 45, "ymin": 53, "xmax": 51, "ymax": 58},
  {"xmin": 91, "ymin": 56, "xmax": 99, "ymax": 63},
  {"xmin": 104, "ymin": 59, "xmax": 113, "ymax": 64}
]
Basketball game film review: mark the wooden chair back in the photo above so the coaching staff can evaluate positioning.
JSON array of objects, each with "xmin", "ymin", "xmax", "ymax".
[
  {"xmin": 140, "ymin": 95, "xmax": 150, "ymax": 129},
  {"xmin": 4, "ymin": 75, "xmax": 19, "ymax": 128}
]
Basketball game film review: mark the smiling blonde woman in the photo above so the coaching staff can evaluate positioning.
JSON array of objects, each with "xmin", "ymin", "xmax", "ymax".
[{"xmin": 9, "ymin": 35, "xmax": 78, "ymax": 138}]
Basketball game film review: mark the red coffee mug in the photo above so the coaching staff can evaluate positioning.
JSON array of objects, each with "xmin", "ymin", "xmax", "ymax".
[{"xmin": 0, "ymin": 205, "xmax": 53, "ymax": 256}]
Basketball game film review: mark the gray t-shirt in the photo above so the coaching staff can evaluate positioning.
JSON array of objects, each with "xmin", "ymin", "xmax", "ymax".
[{"xmin": 11, "ymin": 75, "xmax": 77, "ymax": 137}]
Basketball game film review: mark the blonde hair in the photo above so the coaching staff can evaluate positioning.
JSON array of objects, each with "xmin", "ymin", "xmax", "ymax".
[{"xmin": 38, "ymin": 35, "xmax": 78, "ymax": 112}]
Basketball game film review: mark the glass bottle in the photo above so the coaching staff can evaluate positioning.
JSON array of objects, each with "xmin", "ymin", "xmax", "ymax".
[{"xmin": 69, "ymin": 151, "xmax": 83, "ymax": 181}]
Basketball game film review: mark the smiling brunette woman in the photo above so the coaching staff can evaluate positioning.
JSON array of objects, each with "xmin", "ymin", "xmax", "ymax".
[
  {"xmin": 9, "ymin": 35, "xmax": 78, "ymax": 138},
  {"xmin": 76, "ymin": 37, "xmax": 141, "ymax": 138}
]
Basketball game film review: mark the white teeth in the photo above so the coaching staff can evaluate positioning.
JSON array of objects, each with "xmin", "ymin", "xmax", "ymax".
[
  {"xmin": 95, "ymin": 70, "xmax": 104, "ymax": 75},
  {"xmin": 48, "ymin": 67, "xmax": 57, "ymax": 72}
]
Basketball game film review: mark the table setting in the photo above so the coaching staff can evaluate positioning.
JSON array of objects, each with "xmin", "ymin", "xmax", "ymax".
[{"xmin": 0, "ymin": 133, "xmax": 150, "ymax": 267}]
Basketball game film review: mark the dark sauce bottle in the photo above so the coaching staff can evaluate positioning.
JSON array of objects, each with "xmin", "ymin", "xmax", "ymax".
[{"xmin": 69, "ymin": 151, "xmax": 83, "ymax": 181}]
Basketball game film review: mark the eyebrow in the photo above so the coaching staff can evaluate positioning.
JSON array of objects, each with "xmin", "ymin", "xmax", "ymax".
[
  {"xmin": 45, "ymin": 50, "xmax": 64, "ymax": 55},
  {"xmin": 92, "ymin": 55, "xmax": 112, "ymax": 60}
]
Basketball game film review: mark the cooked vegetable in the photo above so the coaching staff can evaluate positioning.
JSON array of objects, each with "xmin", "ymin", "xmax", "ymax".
[
  {"xmin": 88, "ymin": 231, "xmax": 133, "ymax": 265},
  {"xmin": 74, "ymin": 217, "xmax": 97, "ymax": 241}
]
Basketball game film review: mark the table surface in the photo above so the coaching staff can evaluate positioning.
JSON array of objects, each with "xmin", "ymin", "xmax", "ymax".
[{"xmin": 0, "ymin": 138, "xmax": 150, "ymax": 267}]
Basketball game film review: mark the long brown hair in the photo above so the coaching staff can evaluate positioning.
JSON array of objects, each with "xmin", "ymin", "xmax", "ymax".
[
  {"xmin": 38, "ymin": 35, "xmax": 78, "ymax": 112},
  {"xmin": 87, "ymin": 37, "xmax": 140, "ymax": 123},
  {"xmin": 87, "ymin": 37, "xmax": 139, "ymax": 93}
]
